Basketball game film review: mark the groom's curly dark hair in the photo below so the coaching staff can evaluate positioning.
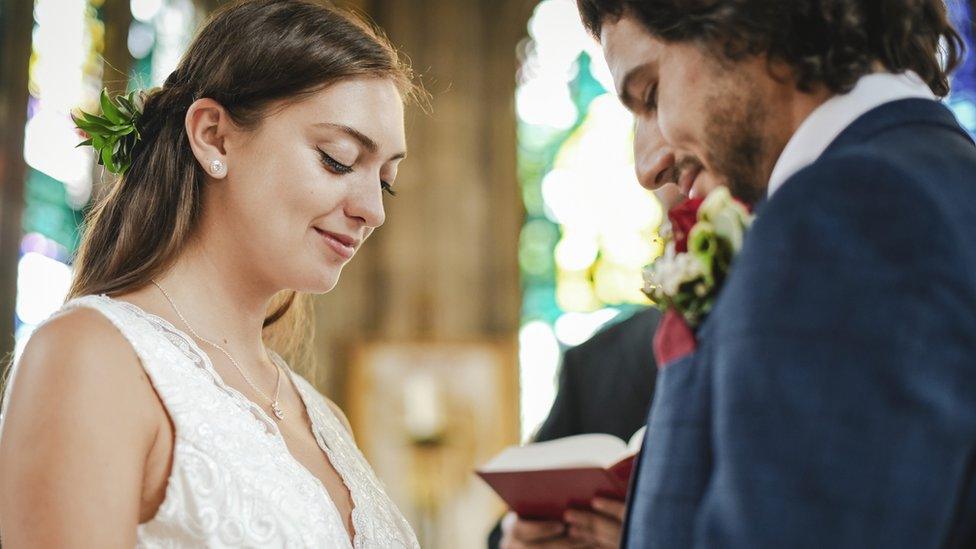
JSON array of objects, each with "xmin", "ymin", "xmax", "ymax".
[{"xmin": 577, "ymin": 0, "xmax": 966, "ymax": 97}]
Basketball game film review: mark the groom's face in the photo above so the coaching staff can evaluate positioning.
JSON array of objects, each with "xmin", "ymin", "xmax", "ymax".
[{"xmin": 602, "ymin": 15, "xmax": 788, "ymax": 205}]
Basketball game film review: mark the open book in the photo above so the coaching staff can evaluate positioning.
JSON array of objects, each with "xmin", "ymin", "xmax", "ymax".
[{"xmin": 477, "ymin": 427, "xmax": 645, "ymax": 520}]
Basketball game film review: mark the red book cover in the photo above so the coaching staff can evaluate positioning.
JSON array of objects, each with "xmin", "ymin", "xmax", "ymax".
[{"xmin": 476, "ymin": 428, "xmax": 644, "ymax": 521}]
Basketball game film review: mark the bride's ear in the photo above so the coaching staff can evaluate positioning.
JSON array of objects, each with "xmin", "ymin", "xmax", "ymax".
[{"xmin": 185, "ymin": 98, "xmax": 232, "ymax": 179}]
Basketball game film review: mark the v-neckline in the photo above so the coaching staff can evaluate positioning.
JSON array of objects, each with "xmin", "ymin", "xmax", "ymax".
[{"xmin": 96, "ymin": 294, "xmax": 359, "ymax": 546}]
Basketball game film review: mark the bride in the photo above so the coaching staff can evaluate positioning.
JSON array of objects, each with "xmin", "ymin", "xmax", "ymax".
[{"xmin": 0, "ymin": 0, "xmax": 419, "ymax": 546}]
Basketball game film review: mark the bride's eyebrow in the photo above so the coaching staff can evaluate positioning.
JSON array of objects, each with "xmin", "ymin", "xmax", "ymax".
[{"xmin": 313, "ymin": 122, "xmax": 407, "ymax": 161}]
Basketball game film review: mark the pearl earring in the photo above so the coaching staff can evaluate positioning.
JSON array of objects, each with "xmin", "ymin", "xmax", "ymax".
[{"xmin": 209, "ymin": 159, "xmax": 226, "ymax": 177}]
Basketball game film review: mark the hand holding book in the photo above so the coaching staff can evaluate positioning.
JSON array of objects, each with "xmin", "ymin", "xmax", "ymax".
[
  {"xmin": 481, "ymin": 427, "xmax": 645, "ymax": 548},
  {"xmin": 565, "ymin": 497, "xmax": 626, "ymax": 548},
  {"xmin": 498, "ymin": 498, "xmax": 625, "ymax": 549},
  {"xmin": 478, "ymin": 427, "xmax": 645, "ymax": 520}
]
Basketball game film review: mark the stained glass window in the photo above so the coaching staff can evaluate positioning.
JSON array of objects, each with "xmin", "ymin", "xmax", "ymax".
[
  {"xmin": 13, "ymin": 0, "xmax": 197, "ymax": 359},
  {"xmin": 516, "ymin": 0, "xmax": 662, "ymax": 439},
  {"xmin": 15, "ymin": 0, "xmax": 105, "ymax": 359},
  {"xmin": 948, "ymin": 1, "xmax": 976, "ymax": 135},
  {"xmin": 128, "ymin": 0, "xmax": 197, "ymax": 89}
]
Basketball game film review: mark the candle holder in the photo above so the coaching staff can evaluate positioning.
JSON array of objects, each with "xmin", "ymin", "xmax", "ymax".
[{"xmin": 403, "ymin": 371, "xmax": 448, "ymax": 547}]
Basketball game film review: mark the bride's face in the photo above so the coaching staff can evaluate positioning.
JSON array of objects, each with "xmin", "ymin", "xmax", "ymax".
[{"xmin": 213, "ymin": 78, "xmax": 406, "ymax": 293}]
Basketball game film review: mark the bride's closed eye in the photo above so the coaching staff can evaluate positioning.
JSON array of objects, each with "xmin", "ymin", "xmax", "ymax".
[{"xmin": 317, "ymin": 149, "xmax": 397, "ymax": 197}]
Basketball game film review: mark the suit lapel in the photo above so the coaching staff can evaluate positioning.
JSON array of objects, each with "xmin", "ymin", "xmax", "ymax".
[{"xmin": 620, "ymin": 421, "xmax": 651, "ymax": 547}]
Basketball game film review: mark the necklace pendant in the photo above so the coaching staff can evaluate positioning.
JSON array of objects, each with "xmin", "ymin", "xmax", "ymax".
[{"xmin": 271, "ymin": 401, "xmax": 284, "ymax": 421}]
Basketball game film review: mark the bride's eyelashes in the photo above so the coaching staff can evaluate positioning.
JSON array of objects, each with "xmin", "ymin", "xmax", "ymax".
[
  {"xmin": 317, "ymin": 149, "xmax": 397, "ymax": 197},
  {"xmin": 318, "ymin": 149, "xmax": 354, "ymax": 174}
]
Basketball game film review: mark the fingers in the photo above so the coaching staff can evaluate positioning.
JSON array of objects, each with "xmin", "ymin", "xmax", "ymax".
[
  {"xmin": 564, "ymin": 505, "xmax": 624, "ymax": 549},
  {"xmin": 501, "ymin": 501, "xmax": 626, "ymax": 549},
  {"xmin": 511, "ymin": 537, "xmax": 590, "ymax": 549},
  {"xmin": 501, "ymin": 512, "xmax": 576, "ymax": 549},
  {"xmin": 531, "ymin": 538, "xmax": 590, "ymax": 549},
  {"xmin": 592, "ymin": 497, "xmax": 627, "ymax": 522},
  {"xmin": 510, "ymin": 516, "xmax": 565, "ymax": 541}
]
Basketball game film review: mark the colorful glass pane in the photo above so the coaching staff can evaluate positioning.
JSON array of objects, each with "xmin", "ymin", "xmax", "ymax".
[
  {"xmin": 948, "ymin": 1, "xmax": 976, "ymax": 135},
  {"xmin": 517, "ymin": 0, "xmax": 661, "ymax": 439},
  {"xmin": 14, "ymin": 0, "xmax": 104, "ymax": 355}
]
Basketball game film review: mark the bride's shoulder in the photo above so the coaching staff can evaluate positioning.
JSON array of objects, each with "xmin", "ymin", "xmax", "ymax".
[
  {"xmin": 0, "ymin": 306, "xmax": 161, "ymax": 533},
  {"xmin": 10, "ymin": 305, "xmax": 158, "ymax": 430},
  {"xmin": 23, "ymin": 304, "xmax": 134, "ymax": 368}
]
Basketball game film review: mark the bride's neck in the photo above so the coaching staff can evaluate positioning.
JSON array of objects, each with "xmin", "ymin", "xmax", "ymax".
[{"xmin": 152, "ymin": 239, "xmax": 274, "ymax": 361}]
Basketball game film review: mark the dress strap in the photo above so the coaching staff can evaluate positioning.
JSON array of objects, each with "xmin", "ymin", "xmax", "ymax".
[{"xmin": 1, "ymin": 295, "xmax": 148, "ymax": 436}]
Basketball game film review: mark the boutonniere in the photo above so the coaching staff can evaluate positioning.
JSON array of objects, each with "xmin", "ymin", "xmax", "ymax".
[{"xmin": 642, "ymin": 187, "xmax": 754, "ymax": 365}]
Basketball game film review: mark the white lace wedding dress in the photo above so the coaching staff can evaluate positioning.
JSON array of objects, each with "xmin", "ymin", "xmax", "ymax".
[{"xmin": 0, "ymin": 294, "xmax": 419, "ymax": 548}]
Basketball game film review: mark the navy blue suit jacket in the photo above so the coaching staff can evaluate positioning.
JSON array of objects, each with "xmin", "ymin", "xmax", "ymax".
[{"xmin": 624, "ymin": 99, "xmax": 976, "ymax": 548}]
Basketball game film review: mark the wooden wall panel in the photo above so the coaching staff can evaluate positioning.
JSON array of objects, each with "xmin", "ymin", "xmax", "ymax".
[
  {"xmin": 306, "ymin": 1, "xmax": 535, "ymax": 543},
  {"xmin": 312, "ymin": 0, "xmax": 532, "ymax": 418},
  {"xmin": 0, "ymin": 0, "xmax": 34, "ymax": 363}
]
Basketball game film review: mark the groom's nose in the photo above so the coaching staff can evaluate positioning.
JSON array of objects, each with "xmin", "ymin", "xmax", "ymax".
[
  {"xmin": 635, "ymin": 116, "xmax": 687, "ymax": 210},
  {"xmin": 634, "ymin": 116, "xmax": 675, "ymax": 191}
]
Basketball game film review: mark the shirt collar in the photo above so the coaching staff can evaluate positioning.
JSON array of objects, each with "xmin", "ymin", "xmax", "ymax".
[{"xmin": 766, "ymin": 71, "xmax": 936, "ymax": 197}]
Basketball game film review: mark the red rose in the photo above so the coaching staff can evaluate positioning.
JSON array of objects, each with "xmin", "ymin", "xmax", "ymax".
[{"xmin": 667, "ymin": 196, "xmax": 704, "ymax": 253}]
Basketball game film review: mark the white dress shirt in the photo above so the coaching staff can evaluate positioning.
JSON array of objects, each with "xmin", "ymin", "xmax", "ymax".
[{"xmin": 767, "ymin": 71, "xmax": 936, "ymax": 196}]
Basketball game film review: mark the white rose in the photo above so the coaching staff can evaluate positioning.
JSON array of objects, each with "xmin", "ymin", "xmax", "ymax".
[
  {"xmin": 644, "ymin": 253, "xmax": 698, "ymax": 298},
  {"xmin": 710, "ymin": 208, "xmax": 745, "ymax": 252},
  {"xmin": 696, "ymin": 187, "xmax": 752, "ymax": 253},
  {"xmin": 697, "ymin": 186, "xmax": 734, "ymax": 223}
]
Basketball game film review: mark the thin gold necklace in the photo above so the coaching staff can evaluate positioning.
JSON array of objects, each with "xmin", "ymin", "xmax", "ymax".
[{"xmin": 151, "ymin": 279, "xmax": 285, "ymax": 421}]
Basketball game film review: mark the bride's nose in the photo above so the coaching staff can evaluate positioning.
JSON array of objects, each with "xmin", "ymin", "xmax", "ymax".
[{"xmin": 344, "ymin": 177, "xmax": 386, "ymax": 229}]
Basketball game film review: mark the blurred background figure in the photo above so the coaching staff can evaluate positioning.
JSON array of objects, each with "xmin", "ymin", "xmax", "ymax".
[
  {"xmin": 0, "ymin": 0, "xmax": 971, "ymax": 546},
  {"xmin": 490, "ymin": 307, "xmax": 660, "ymax": 549}
]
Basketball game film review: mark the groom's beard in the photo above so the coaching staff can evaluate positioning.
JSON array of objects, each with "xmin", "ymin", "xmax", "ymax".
[{"xmin": 702, "ymin": 91, "xmax": 770, "ymax": 206}]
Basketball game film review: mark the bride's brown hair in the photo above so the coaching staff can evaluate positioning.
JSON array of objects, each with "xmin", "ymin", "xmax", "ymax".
[{"xmin": 67, "ymin": 0, "xmax": 414, "ymax": 371}]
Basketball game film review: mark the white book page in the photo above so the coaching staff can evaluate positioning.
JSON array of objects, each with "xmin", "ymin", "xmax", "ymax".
[
  {"xmin": 480, "ymin": 433, "xmax": 628, "ymax": 472},
  {"xmin": 628, "ymin": 426, "xmax": 646, "ymax": 453}
]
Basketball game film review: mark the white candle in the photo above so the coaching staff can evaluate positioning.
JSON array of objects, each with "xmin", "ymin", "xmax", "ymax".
[{"xmin": 403, "ymin": 372, "xmax": 446, "ymax": 441}]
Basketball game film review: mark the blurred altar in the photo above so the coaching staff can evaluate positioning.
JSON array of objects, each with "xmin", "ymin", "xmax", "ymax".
[{"xmin": 0, "ymin": 0, "xmax": 973, "ymax": 547}]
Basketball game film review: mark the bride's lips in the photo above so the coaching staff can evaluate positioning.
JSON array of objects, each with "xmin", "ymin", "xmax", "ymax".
[{"xmin": 313, "ymin": 227, "xmax": 359, "ymax": 260}]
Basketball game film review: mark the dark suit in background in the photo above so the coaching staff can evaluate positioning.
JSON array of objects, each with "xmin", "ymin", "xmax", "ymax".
[{"xmin": 488, "ymin": 307, "xmax": 661, "ymax": 548}]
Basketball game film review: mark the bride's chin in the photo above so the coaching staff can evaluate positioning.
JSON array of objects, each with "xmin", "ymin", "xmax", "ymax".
[
  {"xmin": 317, "ymin": 270, "xmax": 343, "ymax": 293},
  {"xmin": 288, "ymin": 269, "xmax": 342, "ymax": 294},
  {"xmin": 306, "ymin": 276, "xmax": 339, "ymax": 294}
]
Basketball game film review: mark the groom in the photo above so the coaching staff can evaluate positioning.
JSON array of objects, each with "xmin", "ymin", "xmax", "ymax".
[{"xmin": 577, "ymin": 0, "xmax": 976, "ymax": 547}]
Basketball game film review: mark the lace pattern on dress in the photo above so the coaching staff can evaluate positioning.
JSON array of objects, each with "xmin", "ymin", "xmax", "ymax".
[{"xmin": 35, "ymin": 294, "xmax": 420, "ymax": 549}]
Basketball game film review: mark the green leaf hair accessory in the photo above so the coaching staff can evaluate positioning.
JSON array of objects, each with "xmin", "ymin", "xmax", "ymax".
[{"xmin": 72, "ymin": 88, "xmax": 147, "ymax": 176}]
